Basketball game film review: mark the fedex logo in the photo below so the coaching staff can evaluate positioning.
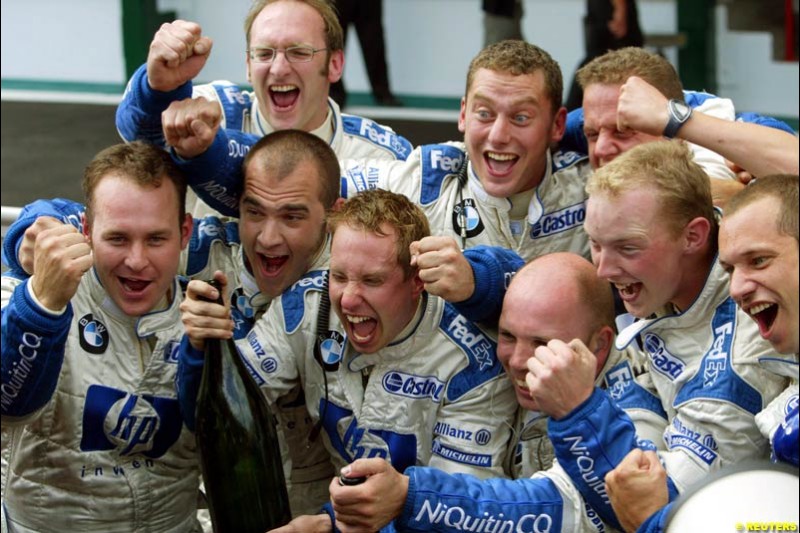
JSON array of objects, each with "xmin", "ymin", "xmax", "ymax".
[
  {"xmin": 80, "ymin": 385, "xmax": 182, "ymax": 458},
  {"xmin": 290, "ymin": 272, "xmax": 326, "ymax": 291},
  {"xmin": 359, "ymin": 120, "xmax": 408, "ymax": 157},
  {"xmin": 703, "ymin": 322, "xmax": 733, "ymax": 388},
  {"xmin": 447, "ymin": 315, "xmax": 493, "ymax": 370},
  {"xmin": 430, "ymin": 150, "xmax": 463, "ymax": 172},
  {"xmin": 222, "ymin": 86, "xmax": 248, "ymax": 106}
]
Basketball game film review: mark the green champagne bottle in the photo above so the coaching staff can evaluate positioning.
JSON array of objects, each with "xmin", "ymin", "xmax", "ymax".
[{"xmin": 195, "ymin": 279, "xmax": 291, "ymax": 532}]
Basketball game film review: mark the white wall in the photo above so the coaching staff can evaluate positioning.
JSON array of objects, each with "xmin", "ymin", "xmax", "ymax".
[
  {"xmin": 161, "ymin": 0, "xmax": 679, "ymax": 102},
  {"xmin": 1, "ymin": 0, "xmax": 797, "ymax": 117},
  {"xmin": 0, "ymin": 0, "xmax": 125, "ymax": 83},
  {"xmin": 716, "ymin": 5, "xmax": 800, "ymax": 117}
]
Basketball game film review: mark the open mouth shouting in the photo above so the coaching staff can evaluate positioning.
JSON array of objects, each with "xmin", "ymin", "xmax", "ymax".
[
  {"xmin": 270, "ymin": 84, "xmax": 300, "ymax": 109},
  {"xmin": 615, "ymin": 281, "xmax": 643, "ymax": 302},
  {"xmin": 485, "ymin": 151, "xmax": 518, "ymax": 176},
  {"xmin": 258, "ymin": 253, "xmax": 289, "ymax": 277},
  {"xmin": 346, "ymin": 314, "xmax": 378, "ymax": 347},
  {"xmin": 745, "ymin": 302, "xmax": 779, "ymax": 338},
  {"xmin": 119, "ymin": 277, "xmax": 152, "ymax": 296}
]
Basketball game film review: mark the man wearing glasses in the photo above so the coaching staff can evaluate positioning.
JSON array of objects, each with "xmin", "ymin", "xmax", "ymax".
[{"xmin": 116, "ymin": 0, "xmax": 412, "ymax": 217}]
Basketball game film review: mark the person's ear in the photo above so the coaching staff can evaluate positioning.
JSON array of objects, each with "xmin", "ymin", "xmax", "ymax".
[
  {"xmin": 180, "ymin": 213, "xmax": 193, "ymax": 249},
  {"xmin": 683, "ymin": 216, "xmax": 712, "ymax": 255},
  {"xmin": 589, "ymin": 325, "xmax": 614, "ymax": 374}
]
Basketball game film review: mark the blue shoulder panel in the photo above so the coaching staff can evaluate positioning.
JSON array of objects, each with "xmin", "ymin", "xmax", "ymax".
[
  {"xmin": 341, "ymin": 115, "xmax": 412, "ymax": 160},
  {"xmin": 684, "ymin": 90, "xmax": 715, "ymax": 108},
  {"xmin": 211, "ymin": 83, "xmax": 253, "ymax": 131},
  {"xmin": 439, "ymin": 304, "xmax": 504, "ymax": 402},
  {"xmin": 281, "ymin": 269, "xmax": 327, "ymax": 333},
  {"xmin": 561, "ymin": 107, "xmax": 588, "ymax": 155},
  {"xmin": 419, "ymin": 144, "xmax": 465, "ymax": 206},
  {"xmin": 736, "ymin": 112, "xmax": 796, "ymax": 134},
  {"xmin": 550, "ymin": 149, "xmax": 588, "ymax": 173},
  {"xmin": 185, "ymin": 216, "xmax": 240, "ymax": 276},
  {"xmin": 604, "ymin": 360, "xmax": 668, "ymax": 420},
  {"xmin": 674, "ymin": 297, "xmax": 762, "ymax": 415}
]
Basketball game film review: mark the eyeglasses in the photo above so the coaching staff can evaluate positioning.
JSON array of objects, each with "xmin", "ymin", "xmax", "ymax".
[{"xmin": 247, "ymin": 46, "xmax": 328, "ymax": 63}]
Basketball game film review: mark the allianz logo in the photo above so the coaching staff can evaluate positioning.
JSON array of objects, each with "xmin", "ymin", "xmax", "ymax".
[{"xmin": 382, "ymin": 371, "xmax": 444, "ymax": 402}]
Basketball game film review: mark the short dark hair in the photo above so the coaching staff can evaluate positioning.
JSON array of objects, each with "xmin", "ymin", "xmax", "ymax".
[
  {"xmin": 82, "ymin": 141, "xmax": 187, "ymax": 226},
  {"xmin": 327, "ymin": 189, "xmax": 430, "ymax": 280},
  {"xmin": 465, "ymin": 40, "xmax": 563, "ymax": 117},
  {"xmin": 243, "ymin": 129, "xmax": 340, "ymax": 209},
  {"xmin": 725, "ymin": 174, "xmax": 799, "ymax": 243}
]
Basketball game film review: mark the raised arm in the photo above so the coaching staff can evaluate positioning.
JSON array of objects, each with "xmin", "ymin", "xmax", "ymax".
[{"xmin": 617, "ymin": 76, "xmax": 799, "ymax": 179}]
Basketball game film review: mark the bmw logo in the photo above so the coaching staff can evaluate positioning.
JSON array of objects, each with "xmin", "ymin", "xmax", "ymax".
[
  {"xmin": 452, "ymin": 198, "xmax": 484, "ymax": 238},
  {"xmin": 78, "ymin": 314, "xmax": 109, "ymax": 354}
]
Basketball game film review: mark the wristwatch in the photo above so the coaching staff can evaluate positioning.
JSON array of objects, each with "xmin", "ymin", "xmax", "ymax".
[{"xmin": 663, "ymin": 99, "xmax": 693, "ymax": 138}]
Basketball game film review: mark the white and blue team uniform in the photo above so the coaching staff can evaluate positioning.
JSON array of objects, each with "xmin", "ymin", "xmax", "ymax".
[
  {"xmin": 386, "ymin": 344, "xmax": 667, "ymax": 533},
  {"xmin": 115, "ymin": 65, "xmax": 413, "ymax": 217},
  {"xmin": 1, "ymin": 198, "xmax": 335, "ymax": 518},
  {"xmin": 1, "ymin": 205, "xmax": 202, "ymax": 531},
  {"xmin": 155, "ymin": 138, "xmax": 596, "ymax": 263},
  {"xmin": 338, "ymin": 144, "xmax": 593, "ymax": 262},
  {"xmin": 177, "ymin": 269, "xmax": 517, "ymax": 481},
  {"xmin": 543, "ymin": 261, "xmax": 793, "ymax": 531}
]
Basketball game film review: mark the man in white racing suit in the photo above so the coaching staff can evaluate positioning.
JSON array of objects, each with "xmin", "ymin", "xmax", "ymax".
[
  {"xmin": 1, "ymin": 142, "xmax": 200, "ymax": 532},
  {"xmin": 178, "ymin": 189, "xmax": 517, "ymax": 531},
  {"xmin": 719, "ymin": 174, "xmax": 799, "ymax": 468},
  {"xmin": 524, "ymin": 141, "xmax": 792, "ymax": 532},
  {"xmin": 562, "ymin": 46, "xmax": 799, "ymax": 208},
  {"xmin": 115, "ymin": 0, "xmax": 412, "ymax": 218},
  {"xmin": 323, "ymin": 252, "xmax": 665, "ymax": 533},
  {"xmin": 602, "ymin": 174, "xmax": 800, "ymax": 533},
  {"xmin": 1, "ymin": 130, "xmax": 346, "ymax": 518}
]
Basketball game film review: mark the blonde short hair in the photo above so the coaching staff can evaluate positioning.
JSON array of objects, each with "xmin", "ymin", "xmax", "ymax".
[
  {"xmin": 577, "ymin": 47, "xmax": 684, "ymax": 100},
  {"xmin": 328, "ymin": 189, "xmax": 430, "ymax": 280},
  {"xmin": 587, "ymin": 141, "xmax": 717, "ymax": 240}
]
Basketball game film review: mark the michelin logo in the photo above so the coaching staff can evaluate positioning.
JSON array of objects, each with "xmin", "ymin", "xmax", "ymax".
[
  {"xmin": 383, "ymin": 371, "xmax": 444, "ymax": 402},
  {"xmin": 414, "ymin": 499, "xmax": 554, "ymax": 533},
  {"xmin": 431, "ymin": 440, "xmax": 491, "ymax": 467},
  {"xmin": 530, "ymin": 202, "xmax": 586, "ymax": 239},
  {"xmin": 644, "ymin": 333, "xmax": 685, "ymax": 380}
]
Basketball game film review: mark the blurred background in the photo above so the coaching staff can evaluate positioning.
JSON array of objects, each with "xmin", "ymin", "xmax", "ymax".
[{"xmin": 2, "ymin": 0, "xmax": 798, "ymax": 216}]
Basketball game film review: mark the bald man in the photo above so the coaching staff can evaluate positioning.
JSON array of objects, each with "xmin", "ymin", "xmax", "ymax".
[{"xmin": 325, "ymin": 253, "xmax": 665, "ymax": 533}]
